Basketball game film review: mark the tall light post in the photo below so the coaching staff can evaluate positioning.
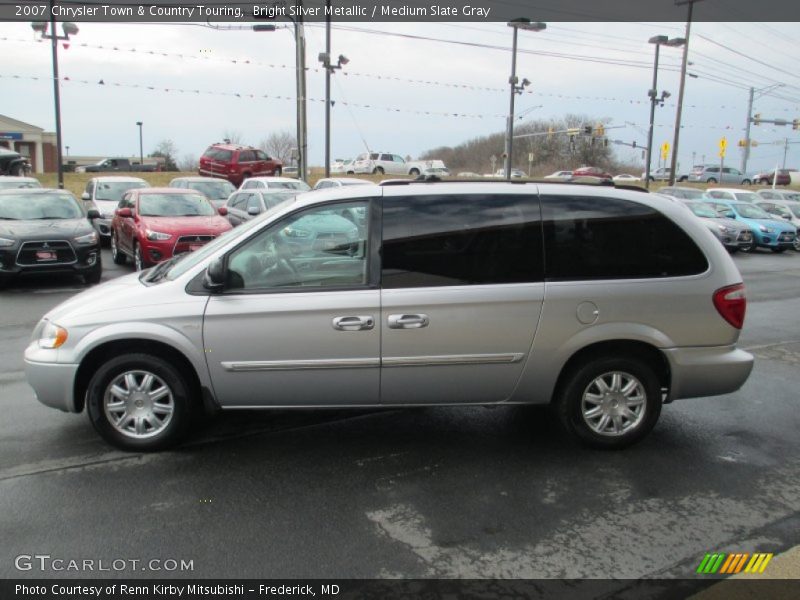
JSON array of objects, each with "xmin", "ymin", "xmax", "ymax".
[
  {"xmin": 645, "ymin": 35, "xmax": 684, "ymax": 189},
  {"xmin": 319, "ymin": 9, "xmax": 349, "ymax": 179},
  {"xmin": 741, "ymin": 83, "xmax": 784, "ymax": 173},
  {"xmin": 254, "ymin": 9, "xmax": 308, "ymax": 181},
  {"xmin": 31, "ymin": 10, "xmax": 78, "ymax": 189},
  {"xmin": 136, "ymin": 121, "xmax": 143, "ymax": 166},
  {"xmin": 504, "ymin": 18, "xmax": 545, "ymax": 180}
]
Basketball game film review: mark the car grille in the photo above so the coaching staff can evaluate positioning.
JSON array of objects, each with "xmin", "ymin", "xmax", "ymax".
[
  {"xmin": 16, "ymin": 240, "xmax": 77, "ymax": 267},
  {"xmin": 737, "ymin": 231, "xmax": 753, "ymax": 242},
  {"xmin": 173, "ymin": 235, "xmax": 215, "ymax": 255}
]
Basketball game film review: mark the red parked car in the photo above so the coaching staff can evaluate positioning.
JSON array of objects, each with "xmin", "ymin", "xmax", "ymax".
[
  {"xmin": 572, "ymin": 166, "xmax": 613, "ymax": 180},
  {"xmin": 198, "ymin": 143, "xmax": 283, "ymax": 187},
  {"xmin": 110, "ymin": 188, "xmax": 232, "ymax": 271},
  {"xmin": 754, "ymin": 169, "xmax": 793, "ymax": 186}
]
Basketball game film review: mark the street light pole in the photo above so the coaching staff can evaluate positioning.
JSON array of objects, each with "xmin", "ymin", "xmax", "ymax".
[
  {"xmin": 32, "ymin": 5, "xmax": 77, "ymax": 189},
  {"xmin": 646, "ymin": 35, "xmax": 684, "ymax": 189},
  {"xmin": 504, "ymin": 18, "xmax": 545, "ymax": 180},
  {"xmin": 136, "ymin": 121, "xmax": 143, "ymax": 166}
]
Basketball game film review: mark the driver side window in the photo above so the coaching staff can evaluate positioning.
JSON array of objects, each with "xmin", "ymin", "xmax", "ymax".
[{"xmin": 225, "ymin": 200, "xmax": 371, "ymax": 292}]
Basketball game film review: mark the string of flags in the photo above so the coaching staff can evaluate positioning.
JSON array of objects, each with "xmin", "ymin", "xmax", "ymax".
[
  {"xmin": 2, "ymin": 35, "xmax": 792, "ymax": 112},
  {"xmin": 0, "ymin": 73, "xmax": 507, "ymax": 119}
]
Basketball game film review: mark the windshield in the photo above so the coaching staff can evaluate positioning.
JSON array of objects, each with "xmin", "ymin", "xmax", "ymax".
[
  {"xmin": 185, "ymin": 180, "xmax": 236, "ymax": 200},
  {"xmin": 734, "ymin": 203, "xmax": 771, "ymax": 219},
  {"xmin": 0, "ymin": 192, "xmax": 83, "ymax": 220},
  {"xmin": 269, "ymin": 181, "xmax": 311, "ymax": 192},
  {"xmin": 0, "ymin": 179, "xmax": 40, "ymax": 189},
  {"xmin": 733, "ymin": 192, "xmax": 760, "ymax": 203},
  {"xmin": 165, "ymin": 210, "xmax": 271, "ymax": 280},
  {"xmin": 680, "ymin": 189, "xmax": 706, "ymax": 199},
  {"xmin": 791, "ymin": 205, "xmax": 800, "ymax": 218},
  {"xmin": 95, "ymin": 181, "xmax": 147, "ymax": 201},
  {"xmin": 262, "ymin": 191, "xmax": 297, "ymax": 209},
  {"xmin": 139, "ymin": 193, "xmax": 216, "ymax": 217},
  {"xmin": 687, "ymin": 202, "xmax": 719, "ymax": 218}
]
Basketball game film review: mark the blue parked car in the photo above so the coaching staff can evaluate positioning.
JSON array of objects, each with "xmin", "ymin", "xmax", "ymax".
[{"xmin": 706, "ymin": 199, "xmax": 796, "ymax": 253}]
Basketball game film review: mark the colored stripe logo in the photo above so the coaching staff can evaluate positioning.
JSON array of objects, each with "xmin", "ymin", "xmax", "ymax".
[{"xmin": 696, "ymin": 552, "xmax": 773, "ymax": 574}]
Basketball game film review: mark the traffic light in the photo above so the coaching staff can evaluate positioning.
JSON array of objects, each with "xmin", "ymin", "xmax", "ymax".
[
  {"xmin": 738, "ymin": 139, "xmax": 745, "ymax": 147},
  {"xmin": 596, "ymin": 123, "xmax": 605, "ymax": 138},
  {"xmin": 632, "ymin": 141, "xmax": 637, "ymax": 148},
  {"xmin": 583, "ymin": 125, "xmax": 592, "ymax": 135},
  {"xmin": 794, "ymin": 118, "xmax": 799, "ymax": 130},
  {"xmin": 753, "ymin": 113, "xmax": 761, "ymax": 126}
]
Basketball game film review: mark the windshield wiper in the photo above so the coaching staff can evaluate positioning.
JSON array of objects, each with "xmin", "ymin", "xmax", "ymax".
[{"xmin": 143, "ymin": 255, "xmax": 181, "ymax": 283}]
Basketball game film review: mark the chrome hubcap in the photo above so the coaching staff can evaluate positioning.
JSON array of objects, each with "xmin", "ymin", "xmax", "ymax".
[
  {"xmin": 111, "ymin": 235, "xmax": 117, "ymax": 258},
  {"xmin": 103, "ymin": 370, "xmax": 174, "ymax": 439},
  {"xmin": 135, "ymin": 246, "xmax": 142, "ymax": 271},
  {"xmin": 581, "ymin": 371, "xmax": 646, "ymax": 437}
]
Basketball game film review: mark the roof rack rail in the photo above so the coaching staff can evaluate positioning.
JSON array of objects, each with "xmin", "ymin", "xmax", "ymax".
[{"xmin": 377, "ymin": 178, "xmax": 650, "ymax": 192}]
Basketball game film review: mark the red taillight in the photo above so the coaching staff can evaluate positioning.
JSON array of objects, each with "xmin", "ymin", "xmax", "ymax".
[{"xmin": 713, "ymin": 283, "xmax": 746, "ymax": 329}]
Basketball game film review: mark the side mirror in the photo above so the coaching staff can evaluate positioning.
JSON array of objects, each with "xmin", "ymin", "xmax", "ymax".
[
  {"xmin": 247, "ymin": 206, "xmax": 261, "ymax": 216},
  {"xmin": 203, "ymin": 257, "xmax": 226, "ymax": 292},
  {"xmin": 81, "ymin": 192, "xmax": 91, "ymax": 201},
  {"xmin": 87, "ymin": 208, "xmax": 101, "ymax": 220},
  {"xmin": 116, "ymin": 208, "xmax": 133, "ymax": 218},
  {"xmin": 218, "ymin": 206, "xmax": 228, "ymax": 216}
]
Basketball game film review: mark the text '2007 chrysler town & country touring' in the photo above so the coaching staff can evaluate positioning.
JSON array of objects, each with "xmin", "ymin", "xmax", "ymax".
[{"xmin": 24, "ymin": 181, "xmax": 754, "ymax": 451}]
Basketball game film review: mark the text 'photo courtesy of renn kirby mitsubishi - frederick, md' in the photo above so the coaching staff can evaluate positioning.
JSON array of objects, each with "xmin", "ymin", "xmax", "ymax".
[{"xmin": 1, "ymin": 0, "xmax": 800, "ymax": 598}]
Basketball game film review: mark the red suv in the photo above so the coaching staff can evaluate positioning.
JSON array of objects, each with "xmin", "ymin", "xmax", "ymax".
[
  {"xmin": 755, "ymin": 169, "xmax": 793, "ymax": 186},
  {"xmin": 110, "ymin": 188, "xmax": 232, "ymax": 271},
  {"xmin": 198, "ymin": 143, "xmax": 283, "ymax": 187}
]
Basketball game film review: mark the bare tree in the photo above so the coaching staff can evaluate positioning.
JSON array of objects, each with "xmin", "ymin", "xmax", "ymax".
[
  {"xmin": 222, "ymin": 130, "xmax": 244, "ymax": 145},
  {"xmin": 150, "ymin": 139, "xmax": 179, "ymax": 171},
  {"xmin": 259, "ymin": 130, "xmax": 295, "ymax": 164},
  {"xmin": 178, "ymin": 153, "xmax": 197, "ymax": 172}
]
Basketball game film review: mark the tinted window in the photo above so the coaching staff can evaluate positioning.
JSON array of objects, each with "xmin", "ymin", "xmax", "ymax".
[
  {"xmin": 541, "ymin": 195, "xmax": 708, "ymax": 280},
  {"xmin": 381, "ymin": 194, "xmax": 543, "ymax": 288},
  {"xmin": 238, "ymin": 150, "xmax": 256, "ymax": 162}
]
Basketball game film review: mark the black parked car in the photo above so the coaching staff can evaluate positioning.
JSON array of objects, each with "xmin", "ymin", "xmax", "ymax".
[
  {"xmin": 0, "ymin": 189, "xmax": 102, "ymax": 287},
  {"xmin": 0, "ymin": 147, "xmax": 32, "ymax": 176}
]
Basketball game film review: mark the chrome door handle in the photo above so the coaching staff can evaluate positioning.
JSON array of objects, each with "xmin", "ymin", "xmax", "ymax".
[
  {"xmin": 387, "ymin": 314, "xmax": 429, "ymax": 329},
  {"xmin": 332, "ymin": 316, "xmax": 374, "ymax": 331}
]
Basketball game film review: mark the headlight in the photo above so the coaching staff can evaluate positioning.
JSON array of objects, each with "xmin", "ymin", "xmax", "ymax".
[
  {"xmin": 0, "ymin": 237, "xmax": 15, "ymax": 248},
  {"xmin": 716, "ymin": 225, "xmax": 730, "ymax": 233},
  {"xmin": 39, "ymin": 321, "xmax": 68, "ymax": 349},
  {"xmin": 146, "ymin": 230, "xmax": 172, "ymax": 241},
  {"xmin": 73, "ymin": 231, "xmax": 98, "ymax": 245},
  {"xmin": 758, "ymin": 225, "xmax": 773, "ymax": 233}
]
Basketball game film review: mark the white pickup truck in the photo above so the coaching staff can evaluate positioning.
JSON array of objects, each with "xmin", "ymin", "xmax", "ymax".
[{"xmin": 350, "ymin": 152, "xmax": 446, "ymax": 176}]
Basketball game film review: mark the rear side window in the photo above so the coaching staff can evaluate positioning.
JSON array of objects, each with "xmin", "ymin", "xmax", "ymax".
[
  {"xmin": 382, "ymin": 194, "xmax": 543, "ymax": 288},
  {"xmin": 541, "ymin": 195, "xmax": 708, "ymax": 280}
]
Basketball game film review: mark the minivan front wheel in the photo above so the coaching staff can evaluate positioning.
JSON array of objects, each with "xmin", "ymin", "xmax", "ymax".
[
  {"xmin": 555, "ymin": 357, "xmax": 662, "ymax": 449},
  {"xmin": 86, "ymin": 353, "xmax": 191, "ymax": 451}
]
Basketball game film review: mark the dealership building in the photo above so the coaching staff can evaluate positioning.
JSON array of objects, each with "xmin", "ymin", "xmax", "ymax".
[{"xmin": 0, "ymin": 114, "xmax": 58, "ymax": 174}]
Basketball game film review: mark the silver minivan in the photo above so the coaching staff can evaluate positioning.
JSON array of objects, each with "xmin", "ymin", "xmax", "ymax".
[{"xmin": 24, "ymin": 182, "xmax": 754, "ymax": 451}]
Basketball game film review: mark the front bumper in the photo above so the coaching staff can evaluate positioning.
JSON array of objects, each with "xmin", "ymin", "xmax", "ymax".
[
  {"xmin": 754, "ymin": 230, "xmax": 795, "ymax": 248},
  {"xmin": 24, "ymin": 343, "xmax": 80, "ymax": 413},
  {"xmin": 664, "ymin": 345, "xmax": 754, "ymax": 401},
  {"xmin": 0, "ymin": 242, "xmax": 100, "ymax": 279}
]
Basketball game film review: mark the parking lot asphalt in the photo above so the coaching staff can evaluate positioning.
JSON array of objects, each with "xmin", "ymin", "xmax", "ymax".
[{"xmin": 1, "ymin": 248, "xmax": 799, "ymax": 580}]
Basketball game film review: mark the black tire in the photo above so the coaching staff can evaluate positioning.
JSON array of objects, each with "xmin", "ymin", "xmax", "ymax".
[
  {"xmin": 86, "ymin": 353, "xmax": 193, "ymax": 451},
  {"xmin": 274, "ymin": 168, "xmax": 282, "ymax": 177},
  {"xmin": 758, "ymin": 178, "xmax": 768, "ymax": 185},
  {"xmin": 678, "ymin": 176, "xmax": 688, "ymax": 182},
  {"xmin": 742, "ymin": 179, "xmax": 751, "ymax": 186},
  {"xmin": 741, "ymin": 242, "xmax": 756, "ymax": 253},
  {"xmin": 11, "ymin": 163, "xmax": 25, "ymax": 176},
  {"xmin": 409, "ymin": 168, "xmax": 420, "ymax": 176},
  {"xmin": 110, "ymin": 233, "xmax": 127, "ymax": 265},
  {"xmin": 706, "ymin": 178, "xmax": 717, "ymax": 184},
  {"xmin": 554, "ymin": 356, "xmax": 662, "ymax": 449},
  {"xmin": 133, "ymin": 241, "xmax": 146, "ymax": 271},
  {"xmin": 727, "ymin": 247, "xmax": 738, "ymax": 254},
  {"xmin": 83, "ymin": 264, "xmax": 102, "ymax": 285},
  {"xmin": 771, "ymin": 247, "xmax": 786, "ymax": 253},
  {"xmin": 794, "ymin": 238, "xmax": 800, "ymax": 252},
  {"xmin": 373, "ymin": 166, "xmax": 385, "ymax": 175}
]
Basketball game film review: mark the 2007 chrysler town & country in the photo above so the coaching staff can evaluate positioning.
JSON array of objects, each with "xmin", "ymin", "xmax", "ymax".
[{"xmin": 24, "ymin": 181, "xmax": 754, "ymax": 451}]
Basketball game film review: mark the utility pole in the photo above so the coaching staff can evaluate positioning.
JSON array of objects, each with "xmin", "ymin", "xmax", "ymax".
[
  {"xmin": 784, "ymin": 138, "xmax": 790, "ymax": 169},
  {"xmin": 324, "ymin": 2, "xmax": 331, "ymax": 178},
  {"xmin": 295, "ymin": 14, "xmax": 307, "ymax": 182},
  {"xmin": 668, "ymin": 0, "xmax": 701, "ymax": 186},
  {"xmin": 742, "ymin": 87, "xmax": 754, "ymax": 173}
]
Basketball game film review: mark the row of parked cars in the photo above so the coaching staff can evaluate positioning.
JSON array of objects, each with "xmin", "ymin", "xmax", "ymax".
[{"xmin": 657, "ymin": 186, "xmax": 799, "ymax": 253}]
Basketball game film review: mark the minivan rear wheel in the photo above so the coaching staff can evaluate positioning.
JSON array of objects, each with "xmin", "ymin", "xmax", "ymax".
[
  {"xmin": 86, "ymin": 353, "xmax": 192, "ymax": 451},
  {"xmin": 555, "ymin": 357, "xmax": 662, "ymax": 449}
]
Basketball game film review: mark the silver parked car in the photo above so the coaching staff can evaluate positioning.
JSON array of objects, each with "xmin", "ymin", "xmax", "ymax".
[
  {"xmin": 689, "ymin": 165, "xmax": 753, "ymax": 185},
  {"xmin": 24, "ymin": 182, "xmax": 753, "ymax": 451},
  {"xmin": 81, "ymin": 176, "xmax": 150, "ymax": 242},
  {"xmin": 683, "ymin": 201, "xmax": 754, "ymax": 253}
]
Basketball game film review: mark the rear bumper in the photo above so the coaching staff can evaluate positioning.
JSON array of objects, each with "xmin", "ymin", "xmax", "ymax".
[{"xmin": 664, "ymin": 345, "xmax": 754, "ymax": 401}]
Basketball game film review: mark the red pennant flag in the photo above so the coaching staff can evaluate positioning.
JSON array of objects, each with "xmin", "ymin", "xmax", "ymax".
[{"xmin": 63, "ymin": 43, "xmax": 69, "ymax": 50}]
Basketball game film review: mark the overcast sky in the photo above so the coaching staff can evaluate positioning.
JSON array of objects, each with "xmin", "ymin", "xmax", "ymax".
[{"xmin": 1, "ymin": 19, "xmax": 799, "ymax": 173}]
